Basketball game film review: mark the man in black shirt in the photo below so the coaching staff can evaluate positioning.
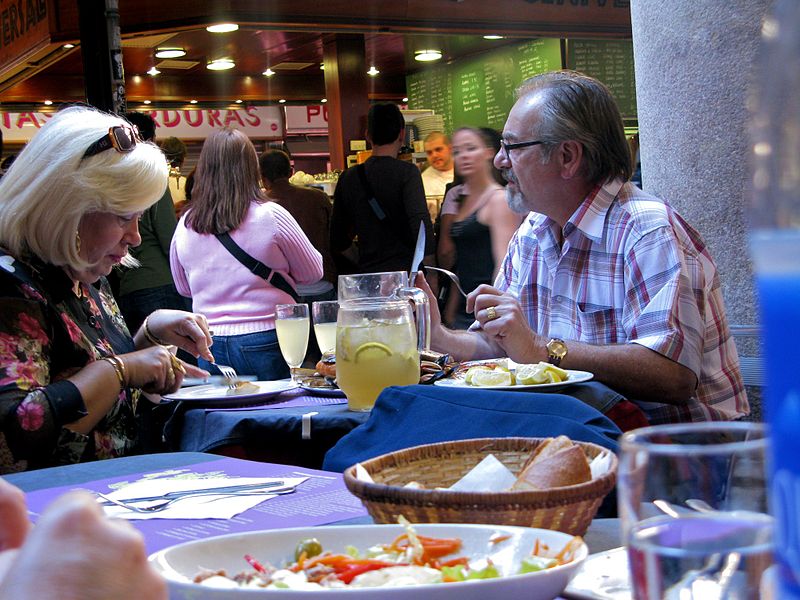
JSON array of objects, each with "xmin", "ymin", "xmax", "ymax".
[{"xmin": 330, "ymin": 103, "xmax": 434, "ymax": 274}]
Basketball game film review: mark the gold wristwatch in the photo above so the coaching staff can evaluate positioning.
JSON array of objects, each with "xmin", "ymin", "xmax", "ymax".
[{"xmin": 546, "ymin": 338, "xmax": 568, "ymax": 367}]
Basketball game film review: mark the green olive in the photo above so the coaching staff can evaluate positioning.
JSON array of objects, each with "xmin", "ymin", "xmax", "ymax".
[{"xmin": 295, "ymin": 538, "xmax": 323, "ymax": 561}]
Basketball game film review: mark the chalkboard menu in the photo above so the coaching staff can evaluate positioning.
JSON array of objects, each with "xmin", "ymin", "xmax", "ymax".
[
  {"xmin": 406, "ymin": 38, "xmax": 562, "ymax": 133},
  {"xmin": 566, "ymin": 39, "xmax": 637, "ymax": 119}
]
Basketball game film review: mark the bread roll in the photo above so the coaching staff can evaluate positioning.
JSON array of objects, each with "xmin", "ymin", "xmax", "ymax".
[{"xmin": 510, "ymin": 437, "xmax": 592, "ymax": 491}]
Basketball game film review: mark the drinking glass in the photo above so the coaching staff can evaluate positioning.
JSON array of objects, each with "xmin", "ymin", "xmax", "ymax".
[
  {"xmin": 618, "ymin": 422, "xmax": 772, "ymax": 600},
  {"xmin": 275, "ymin": 303, "xmax": 309, "ymax": 383},
  {"xmin": 312, "ymin": 300, "xmax": 339, "ymax": 355}
]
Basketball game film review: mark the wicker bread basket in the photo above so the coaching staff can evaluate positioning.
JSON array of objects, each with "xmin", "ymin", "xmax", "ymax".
[{"xmin": 344, "ymin": 437, "xmax": 617, "ymax": 536}]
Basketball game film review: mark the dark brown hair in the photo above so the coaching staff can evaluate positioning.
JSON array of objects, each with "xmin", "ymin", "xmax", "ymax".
[{"xmin": 185, "ymin": 128, "xmax": 265, "ymax": 234}]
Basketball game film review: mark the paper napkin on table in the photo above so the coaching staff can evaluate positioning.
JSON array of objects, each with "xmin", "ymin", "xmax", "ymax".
[{"xmin": 99, "ymin": 476, "xmax": 307, "ymax": 521}]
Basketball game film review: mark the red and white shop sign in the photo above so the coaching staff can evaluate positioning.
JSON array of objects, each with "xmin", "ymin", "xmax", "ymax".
[
  {"xmin": 0, "ymin": 105, "xmax": 284, "ymax": 142},
  {"xmin": 284, "ymin": 105, "xmax": 328, "ymax": 134}
]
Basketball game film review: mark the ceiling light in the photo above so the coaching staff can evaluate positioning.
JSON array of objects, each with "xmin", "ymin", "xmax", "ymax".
[
  {"xmin": 63, "ymin": 43, "xmax": 75, "ymax": 49},
  {"xmin": 263, "ymin": 68, "xmax": 275, "ymax": 76},
  {"xmin": 235, "ymin": 99, "xmax": 242, "ymax": 104},
  {"xmin": 155, "ymin": 47, "xmax": 186, "ymax": 59},
  {"xmin": 189, "ymin": 99, "xmax": 198, "ymax": 104},
  {"xmin": 483, "ymin": 35, "xmax": 504, "ymax": 40},
  {"xmin": 402, "ymin": 97, "xmax": 409, "ymax": 103},
  {"xmin": 414, "ymin": 49, "xmax": 442, "ymax": 62},
  {"xmin": 143, "ymin": 100, "xmax": 152, "ymax": 105},
  {"xmin": 147, "ymin": 66, "xmax": 160, "ymax": 76},
  {"xmin": 207, "ymin": 58, "xmax": 235, "ymax": 71},
  {"xmin": 321, "ymin": 98, "xmax": 327, "ymax": 103},
  {"xmin": 206, "ymin": 23, "xmax": 239, "ymax": 33},
  {"xmin": 279, "ymin": 99, "xmax": 286, "ymax": 103},
  {"xmin": 320, "ymin": 63, "xmax": 325, "ymax": 70},
  {"xmin": 367, "ymin": 66, "xmax": 380, "ymax": 76},
  {"xmin": 43, "ymin": 100, "xmax": 53, "ymax": 105}
]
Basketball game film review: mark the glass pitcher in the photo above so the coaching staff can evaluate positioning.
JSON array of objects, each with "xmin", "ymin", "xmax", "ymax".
[{"xmin": 336, "ymin": 272, "xmax": 430, "ymax": 411}]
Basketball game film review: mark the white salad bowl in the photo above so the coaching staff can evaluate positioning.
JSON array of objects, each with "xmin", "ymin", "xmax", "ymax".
[{"xmin": 148, "ymin": 523, "xmax": 587, "ymax": 600}]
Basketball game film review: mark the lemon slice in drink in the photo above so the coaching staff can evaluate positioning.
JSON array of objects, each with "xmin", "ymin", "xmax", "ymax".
[
  {"xmin": 354, "ymin": 342, "xmax": 394, "ymax": 363},
  {"xmin": 470, "ymin": 368, "xmax": 513, "ymax": 387}
]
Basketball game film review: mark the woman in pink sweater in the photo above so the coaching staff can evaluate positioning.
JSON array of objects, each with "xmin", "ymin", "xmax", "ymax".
[{"xmin": 171, "ymin": 128, "xmax": 322, "ymax": 380}]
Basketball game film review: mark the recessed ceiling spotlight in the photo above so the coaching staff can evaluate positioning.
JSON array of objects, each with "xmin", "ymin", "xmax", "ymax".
[
  {"xmin": 207, "ymin": 58, "xmax": 235, "ymax": 71},
  {"xmin": 321, "ymin": 98, "xmax": 327, "ymax": 103},
  {"xmin": 43, "ymin": 100, "xmax": 53, "ymax": 105},
  {"xmin": 278, "ymin": 99, "xmax": 286, "ymax": 103},
  {"xmin": 367, "ymin": 66, "xmax": 380, "ymax": 76},
  {"xmin": 143, "ymin": 100, "xmax": 152, "ymax": 105},
  {"xmin": 155, "ymin": 47, "xmax": 186, "ymax": 59},
  {"xmin": 320, "ymin": 63, "xmax": 325, "ymax": 70},
  {"xmin": 189, "ymin": 99, "xmax": 198, "ymax": 104},
  {"xmin": 206, "ymin": 23, "xmax": 239, "ymax": 33},
  {"xmin": 414, "ymin": 49, "xmax": 443, "ymax": 62},
  {"xmin": 263, "ymin": 68, "xmax": 275, "ymax": 76},
  {"xmin": 235, "ymin": 99, "xmax": 243, "ymax": 104},
  {"xmin": 63, "ymin": 43, "xmax": 75, "ymax": 49},
  {"xmin": 402, "ymin": 97, "xmax": 409, "ymax": 103},
  {"xmin": 147, "ymin": 66, "xmax": 160, "ymax": 76},
  {"xmin": 483, "ymin": 35, "xmax": 505, "ymax": 40}
]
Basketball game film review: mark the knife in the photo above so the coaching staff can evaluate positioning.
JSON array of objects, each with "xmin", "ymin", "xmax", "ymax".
[
  {"xmin": 95, "ymin": 480, "xmax": 287, "ymax": 505},
  {"xmin": 410, "ymin": 220, "xmax": 426, "ymax": 278}
]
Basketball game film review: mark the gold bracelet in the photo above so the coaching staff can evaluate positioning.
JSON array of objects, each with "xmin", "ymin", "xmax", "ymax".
[
  {"xmin": 100, "ymin": 356, "xmax": 127, "ymax": 389},
  {"xmin": 143, "ymin": 315, "xmax": 166, "ymax": 346}
]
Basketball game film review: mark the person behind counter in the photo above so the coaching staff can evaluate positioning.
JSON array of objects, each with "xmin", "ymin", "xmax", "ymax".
[
  {"xmin": 416, "ymin": 70, "xmax": 747, "ymax": 425},
  {"xmin": 170, "ymin": 128, "xmax": 322, "ymax": 381},
  {"xmin": 421, "ymin": 131, "xmax": 454, "ymax": 198},
  {"xmin": 0, "ymin": 106, "xmax": 213, "ymax": 474}
]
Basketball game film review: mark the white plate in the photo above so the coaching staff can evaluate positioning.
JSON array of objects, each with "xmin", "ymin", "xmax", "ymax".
[
  {"xmin": 434, "ymin": 369, "xmax": 594, "ymax": 392},
  {"xmin": 149, "ymin": 523, "xmax": 587, "ymax": 599},
  {"xmin": 163, "ymin": 380, "xmax": 297, "ymax": 405}
]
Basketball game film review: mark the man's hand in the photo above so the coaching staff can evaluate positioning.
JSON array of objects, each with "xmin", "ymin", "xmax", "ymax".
[{"xmin": 467, "ymin": 284, "xmax": 546, "ymax": 364}]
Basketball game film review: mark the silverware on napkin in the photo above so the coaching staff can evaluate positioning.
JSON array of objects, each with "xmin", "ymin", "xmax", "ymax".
[{"xmin": 96, "ymin": 480, "xmax": 287, "ymax": 506}]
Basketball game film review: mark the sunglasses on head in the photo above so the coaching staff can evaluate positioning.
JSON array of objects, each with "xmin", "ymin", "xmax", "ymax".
[{"xmin": 83, "ymin": 125, "xmax": 141, "ymax": 158}]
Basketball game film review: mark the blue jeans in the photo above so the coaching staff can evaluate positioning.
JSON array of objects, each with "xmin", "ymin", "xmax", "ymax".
[{"xmin": 199, "ymin": 329, "xmax": 289, "ymax": 381}]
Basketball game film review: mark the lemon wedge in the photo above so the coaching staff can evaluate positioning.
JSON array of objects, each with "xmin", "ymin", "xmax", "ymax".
[
  {"xmin": 464, "ymin": 366, "xmax": 492, "ymax": 385},
  {"xmin": 470, "ymin": 368, "xmax": 513, "ymax": 387},
  {"xmin": 354, "ymin": 342, "xmax": 393, "ymax": 363},
  {"xmin": 516, "ymin": 362, "xmax": 569, "ymax": 385}
]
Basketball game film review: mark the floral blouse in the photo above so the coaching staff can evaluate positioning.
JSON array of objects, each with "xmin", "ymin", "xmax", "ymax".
[{"xmin": 0, "ymin": 248, "xmax": 141, "ymax": 474}]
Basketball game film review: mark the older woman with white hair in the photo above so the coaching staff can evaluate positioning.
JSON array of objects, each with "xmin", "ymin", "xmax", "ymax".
[{"xmin": 0, "ymin": 106, "xmax": 213, "ymax": 474}]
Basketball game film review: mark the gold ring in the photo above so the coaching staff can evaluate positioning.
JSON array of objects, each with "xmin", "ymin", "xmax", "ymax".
[
  {"xmin": 169, "ymin": 353, "xmax": 186, "ymax": 375},
  {"xmin": 486, "ymin": 306, "xmax": 498, "ymax": 321}
]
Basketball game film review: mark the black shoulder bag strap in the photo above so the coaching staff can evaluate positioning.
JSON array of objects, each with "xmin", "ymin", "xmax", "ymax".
[
  {"xmin": 215, "ymin": 232, "xmax": 300, "ymax": 302},
  {"xmin": 356, "ymin": 163, "xmax": 412, "ymax": 248}
]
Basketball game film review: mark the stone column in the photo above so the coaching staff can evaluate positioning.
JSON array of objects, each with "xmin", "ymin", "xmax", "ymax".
[{"xmin": 630, "ymin": 0, "xmax": 775, "ymax": 415}]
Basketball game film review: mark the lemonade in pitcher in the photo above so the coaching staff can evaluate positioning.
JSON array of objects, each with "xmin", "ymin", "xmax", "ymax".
[{"xmin": 336, "ymin": 311, "xmax": 420, "ymax": 411}]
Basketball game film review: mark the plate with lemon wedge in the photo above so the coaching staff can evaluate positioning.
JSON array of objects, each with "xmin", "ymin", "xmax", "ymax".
[{"xmin": 434, "ymin": 359, "xmax": 593, "ymax": 391}]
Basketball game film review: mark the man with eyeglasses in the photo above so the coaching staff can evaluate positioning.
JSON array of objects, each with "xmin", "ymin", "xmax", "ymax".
[{"xmin": 418, "ymin": 70, "xmax": 747, "ymax": 426}]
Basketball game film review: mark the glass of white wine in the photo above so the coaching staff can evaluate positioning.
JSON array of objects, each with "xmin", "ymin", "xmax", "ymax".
[
  {"xmin": 275, "ymin": 303, "xmax": 310, "ymax": 384},
  {"xmin": 312, "ymin": 300, "xmax": 339, "ymax": 355}
]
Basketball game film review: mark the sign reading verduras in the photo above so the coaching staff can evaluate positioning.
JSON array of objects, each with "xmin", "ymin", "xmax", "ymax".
[{"xmin": 0, "ymin": 105, "xmax": 285, "ymax": 142}]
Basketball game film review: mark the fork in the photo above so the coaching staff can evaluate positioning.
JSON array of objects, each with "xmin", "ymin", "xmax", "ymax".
[
  {"xmin": 214, "ymin": 363, "xmax": 239, "ymax": 388},
  {"xmin": 424, "ymin": 265, "xmax": 468, "ymax": 297},
  {"xmin": 97, "ymin": 487, "xmax": 296, "ymax": 513}
]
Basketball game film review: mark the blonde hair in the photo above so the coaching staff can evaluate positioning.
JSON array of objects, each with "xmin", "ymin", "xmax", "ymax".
[{"xmin": 0, "ymin": 106, "xmax": 168, "ymax": 270}]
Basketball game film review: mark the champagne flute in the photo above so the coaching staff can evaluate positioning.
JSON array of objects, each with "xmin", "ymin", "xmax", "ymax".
[
  {"xmin": 275, "ymin": 303, "xmax": 310, "ymax": 383},
  {"xmin": 312, "ymin": 300, "xmax": 339, "ymax": 355}
]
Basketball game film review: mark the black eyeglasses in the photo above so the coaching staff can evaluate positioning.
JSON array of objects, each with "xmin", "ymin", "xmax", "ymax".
[
  {"xmin": 83, "ymin": 125, "xmax": 141, "ymax": 158},
  {"xmin": 500, "ymin": 139, "xmax": 544, "ymax": 160}
]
